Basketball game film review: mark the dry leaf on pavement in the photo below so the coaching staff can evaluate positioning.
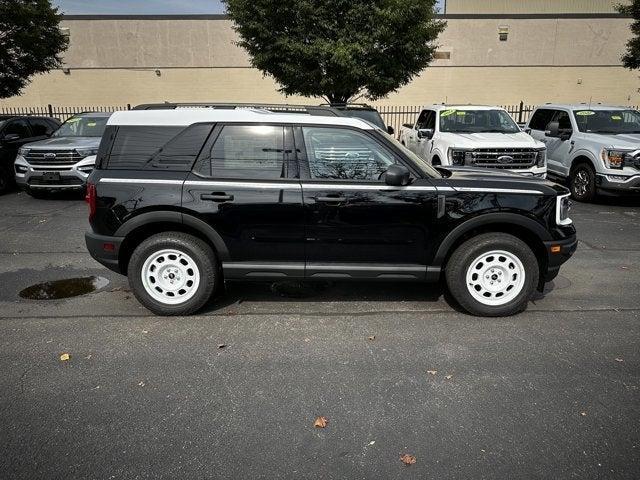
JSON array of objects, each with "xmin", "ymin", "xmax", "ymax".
[
  {"xmin": 313, "ymin": 416, "xmax": 328, "ymax": 428},
  {"xmin": 427, "ymin": 370, "xmax": 437, "ymax": 375},
  {"xmin": 59, "ymin": 353, "xmax": 70, "ymax": 362},
  {"xmin": 367, "ymin": 336, "xmax": 376, "ymax": 341},
  {"xmin": 445, "ymin": 374, "xmax": 453, "ymax": 380},
  {"xmin": 400, "ymin": 454, "xmax": 416, "ymax": 465},
  {"xmin": 580, "ymin": 411, "xmax": 587, "ymax": 416},
  {"xmin": 615, "ymin": 358, "xmax": 624, "ymax": 362}
]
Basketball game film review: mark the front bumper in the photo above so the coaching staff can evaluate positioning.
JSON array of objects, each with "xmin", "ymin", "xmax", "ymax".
[
  {"xmin": 85, "ymin": 231, "xmax": 124, "ymax": 273},
  {"xmin": 542, "ymin": 234, "xmax": 578, "ymax": 284},
  {"xmin": 595, "ymin": 173, "xmax": 640, "ymax": 194},
  {"xmin": 14, "ymin": 154, "xmax": 95, "ymax": 190}
]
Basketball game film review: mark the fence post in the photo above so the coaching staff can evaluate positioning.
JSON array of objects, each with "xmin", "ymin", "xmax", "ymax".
[
  {"xmin": 518, "ymin": 101, "xmax": 524, "ymax": 124},
  {"xmin": 127, "ymin": 103, "xmax": 131, "ymax": 110},
  {"xmin": 47, "ymin": 104, "xmax": 53, "ymax": 117}
]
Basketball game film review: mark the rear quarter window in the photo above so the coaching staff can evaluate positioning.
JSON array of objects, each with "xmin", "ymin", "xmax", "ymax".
[{"xmin": 105, "ymin": 124, "xmax": 213, "ymax": 170}]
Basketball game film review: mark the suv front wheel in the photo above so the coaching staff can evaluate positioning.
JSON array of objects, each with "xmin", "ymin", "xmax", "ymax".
[
  {"xmin": 128, "ymin": 232, "xmax": 218, "ymax": 315},
  {"xmin": 445, "ymin": 233, "xmax": 539, "ymax": 317}
]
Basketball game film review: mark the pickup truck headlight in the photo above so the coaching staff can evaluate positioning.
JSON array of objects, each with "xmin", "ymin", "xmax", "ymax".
[
  {"xmin": 556, "ymin": 194, "xmax": 572, "ymax": 225},
  {"xmin": 448, "ymin": 148, "xmax": 473, "ymax": 166},
  {"xmin": 536, "ymin": 148, "xmax": 546, "ymax": 167},
  {"xmin": 18, "ymin": 147, "xmax": 30, "ymax": 157},
  {"xmin": 76, "ymin": 148, "xmax": 99, "ymax": 158},
  {"xmin": 601, "ymin": 149, "xmax": 633, "ymax": 169}
]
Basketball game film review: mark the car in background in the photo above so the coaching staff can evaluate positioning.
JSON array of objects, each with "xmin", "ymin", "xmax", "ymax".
[
  {"xmin": 0, "ymin": 115, "xmax": 61, "ymax": 194},
  {"xmin": 14, "ymin": 112, "xmax": 110, "ymax": 197},
  {"xmin": 526, "ymin": 104, "xmax": 640, "ymax": 201},
  {"xmin": 399, "ymin": 105, "xmax": 547, "ymax": 177},
  {"xmin": 321, "ymin": 103, "xmax": 395, "ymax": 135}
]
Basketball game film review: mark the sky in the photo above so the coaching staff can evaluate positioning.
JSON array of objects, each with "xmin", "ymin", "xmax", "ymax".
[{"xmin": 53, "ymin": 0, "xmax": 446, "ymax": 15}]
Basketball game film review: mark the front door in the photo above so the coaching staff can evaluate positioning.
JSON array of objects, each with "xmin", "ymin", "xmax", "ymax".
[
  {"xmin": 295, "ymin": 125, "xmax": 438, "ymax": 280},
  {"xmin": 183, "ymin": 123, "xmax": 305, "ymax": 278}
]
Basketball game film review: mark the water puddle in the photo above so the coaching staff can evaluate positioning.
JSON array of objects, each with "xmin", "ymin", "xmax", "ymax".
[{"xmin": 19, "ymin": 276, "xmax": 110, "ymax": 300}]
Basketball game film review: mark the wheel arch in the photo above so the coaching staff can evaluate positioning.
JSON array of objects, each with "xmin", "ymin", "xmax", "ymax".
[
  {"xmin": 115, "ymin": 211, "xmax": 230, "ymax": 274},
  {"xmin": 570, "ymin": 152, "xmax": 597, "ymax": 172},
  {"xmin": 433, "ymin": 213, "xmax": 551, "ymax": 287}
]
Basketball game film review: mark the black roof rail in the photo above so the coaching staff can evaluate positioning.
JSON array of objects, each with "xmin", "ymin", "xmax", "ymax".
[{"xmin": 132, "ymin": 102, "xmax": 344, "ymax": 117}]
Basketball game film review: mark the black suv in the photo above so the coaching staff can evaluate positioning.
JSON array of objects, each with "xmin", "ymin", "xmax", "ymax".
[
  {"xmin": 85, "ymin": 108, "xmax": 576, "ymax": 317},
  {"xmin": 0, "ymin": 115, "xmax": 61, "ymax": 193}
]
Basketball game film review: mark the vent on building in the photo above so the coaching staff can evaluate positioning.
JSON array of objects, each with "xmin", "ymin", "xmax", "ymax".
[
  {"xmin": 498, "ymin": 25, "xmax": 509, "ymax": 41},
  {"xmin": 434, "ymin": 51, "xmax": 451, "ymax": 60}
]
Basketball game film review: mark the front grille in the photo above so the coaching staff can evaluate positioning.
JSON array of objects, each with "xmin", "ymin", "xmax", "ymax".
[
  {"xmin": 28, "ymin": 176, "xmax": 83, "ymax": 186},
  {"xmin": 25, "ymin": 150, "xmax": 83, "ymax": 166},
  {"xmin": 469, "ymin": 148, "xmax": 537, "ymax": 169}
]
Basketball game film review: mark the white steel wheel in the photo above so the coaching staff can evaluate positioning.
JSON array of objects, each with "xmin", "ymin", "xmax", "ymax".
[
  {"xmin": 465, "ymin": 250, "xmax": 526, "ymax": 306},
  {"xmin": 140, "ymin": 249, "xmax": 201, "ymax": 305}
]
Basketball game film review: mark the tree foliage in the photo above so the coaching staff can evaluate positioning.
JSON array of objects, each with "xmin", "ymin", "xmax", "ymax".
[
  {"xmin": 0, "ymin": 0, "xmax": 68, "ymax": 99},
  {"xmin": 617, "ymin": 0, "xmax": 640, "ymax": 69},
  {"xmin": 224, "ymin": 0, "xmax": 446, "ymax": 103}
]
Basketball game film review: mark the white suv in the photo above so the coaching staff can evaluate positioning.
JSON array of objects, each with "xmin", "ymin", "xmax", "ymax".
[
  {"xmin": 526, "ymin": 104, "xmax": 640, "ymax": 201},
  {"xmin": 399, "ymin": 105, "xmax": 547, "ymax": 177}
]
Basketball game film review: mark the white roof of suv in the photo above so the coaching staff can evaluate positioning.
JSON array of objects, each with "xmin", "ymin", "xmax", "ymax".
[
  {"xmin": 422, "ymin": 104, "xmax": 508, "ymax": 112},
  {"xmin": 108, "ymin": 108, "xmax": 375, "ymax": 129},
  {"xmin": 537, "ymin": 104, "xmax": 632, "ymax": 111}
]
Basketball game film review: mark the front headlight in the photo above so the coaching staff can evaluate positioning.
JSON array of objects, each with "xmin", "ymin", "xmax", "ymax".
[
  {"xmin": 556, "ymin": 194, "xmax": 572, "ymax": 225},
  {"xmin": 448, "ymin": 148, "xmax": 473, "ymax": 166},
  {"xmin": 601, "ymin": 149, "xmax": 633, "ymax": 169},
  {"xmin": 536, "ymin": 148, "xmax": 546, "ymax": 167},
  {"xmin": 18, "ymin": 147, "xmax": 30, "ymax": 157},
  {"xmin": 76, "ymin": 148, "xmax": 98, "ymax": 158}
]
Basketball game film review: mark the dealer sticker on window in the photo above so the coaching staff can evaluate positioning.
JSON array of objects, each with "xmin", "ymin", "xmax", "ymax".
[
  {"xmin": 575, "ymin": 110, "xmax": 596, "ymax": 116},
  {"xmin": 440, "ymin": 109, "xmax": 456, "ymax": 117}
]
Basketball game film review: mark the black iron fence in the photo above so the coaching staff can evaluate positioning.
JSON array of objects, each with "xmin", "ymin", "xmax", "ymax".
[{"xmin": 0, "ymin": 104, "xmax": 131, "ymax": 121}]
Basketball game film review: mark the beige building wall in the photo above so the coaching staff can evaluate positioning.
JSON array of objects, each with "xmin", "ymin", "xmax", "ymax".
[
  {"xmin": 1, "ymin": 14, "xmax": 637, "ymax": 109},
  {"xmin": 446, "ymin": 0, "xmax": 623, "ymax": 14}
]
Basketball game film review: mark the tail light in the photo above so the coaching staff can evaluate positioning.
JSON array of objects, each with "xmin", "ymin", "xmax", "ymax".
[{"xmin": 85, "ymin": 182, "xmax": 97, "ymax": 222}]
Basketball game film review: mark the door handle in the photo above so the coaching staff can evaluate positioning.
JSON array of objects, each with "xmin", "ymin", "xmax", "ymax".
[
  {"xmin": 316, "ymin": 196, "xmax": 347, "ymax": 203},
  {"xmin": 201, "ymin": 192, "xmax": 234, "ymax": 202}
]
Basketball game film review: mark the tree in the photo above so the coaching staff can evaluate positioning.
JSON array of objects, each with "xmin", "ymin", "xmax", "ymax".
[
  {"xmin": 617, "ymin": 0, "xmax": 640, "ymax": 69},
  {"xmin": 223, "ymin": 0, "xmax": 446, "ymax": 104},
  {"xmin": 0, "ymin": 0, "xmax": 68, "ymax": 99}
]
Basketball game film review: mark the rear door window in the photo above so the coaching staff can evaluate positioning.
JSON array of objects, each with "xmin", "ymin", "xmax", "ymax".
[
  {"xmin": 204, "ymin": 125, "xmax": 286, "ymax": 179},
  {"xmin": 3, "ymin": 119, "xmax": 31, "ymax": 138},
  {"xmin": 28, "ymin": 118, "xmax": 56, "ymax": 136}
]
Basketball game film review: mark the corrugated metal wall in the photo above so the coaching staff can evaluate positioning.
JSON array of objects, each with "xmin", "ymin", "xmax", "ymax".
[{"xmin": 445, "ymin": 0, "xmax": 622, "ymax": 14}]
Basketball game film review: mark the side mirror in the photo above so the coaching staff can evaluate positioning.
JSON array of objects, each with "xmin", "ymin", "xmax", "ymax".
[
  {"xmin": 545, "ymin": 121, "xmax": 560, "ymax": 138},
  {"xmin": 417, "ymin": 128, "xmax": 434, "ymax": 140},
  {"xmin": 1, "ymin": 133, "xmax": 20, "ymax": 143},
  {"xmin": 384, "ymin": 164, "xmax": 410, "ymax": 186},
  {"xmin": 387, "ymin": 125, "xmax": 395, "ymax": 135}
]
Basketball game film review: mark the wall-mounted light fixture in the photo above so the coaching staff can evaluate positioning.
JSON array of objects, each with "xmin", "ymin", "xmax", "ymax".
[
  {"xmin": 62, "ymin": 67, "xmax": 71, "ymax": 75},
  {"xmin": 155, "ymin": 69, "xmax": 161, "ymax": 77},
  {"xmin": 498, "ymin": 25, "xmax": 509, "ymax": 41}
]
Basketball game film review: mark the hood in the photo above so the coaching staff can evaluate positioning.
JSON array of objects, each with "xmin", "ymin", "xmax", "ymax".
[
  {"xmin": 440, "ymin": 131, "xmax": 543, "ymax": 148},
  {"xmin": 24, "ymin": 136, "xmax": 101, "ymax": 150},
  {"xmin": 581, "ymin": 132, "xmax": 640, "ymax": 149},
  {"xmin": 439, "ymin": 166, "xmax": 564, "ymax": 193}
]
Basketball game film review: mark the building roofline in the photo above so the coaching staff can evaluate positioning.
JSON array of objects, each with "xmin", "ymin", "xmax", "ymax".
[{"xmin": 61, "ymin": 12, "xmax": 629, "ymax": 21}]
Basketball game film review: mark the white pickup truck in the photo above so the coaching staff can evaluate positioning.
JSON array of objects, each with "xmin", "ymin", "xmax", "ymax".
[{"xmin": 399, "ymin": 105, "xmax": 547, "ymax": 177}]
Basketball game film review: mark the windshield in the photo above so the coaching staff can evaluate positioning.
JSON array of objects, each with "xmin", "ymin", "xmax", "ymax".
[
  {"xmin": 53, "ymin": 115, "xmax": 108, "ymax": 137},
  {"xmin": 340, "ymin": 109, "xmax": 387, "ymax": 130},
  {"xmin": 573, "ymin": 109, "xmax": 640, "ymax": 134},
  {"xmin": 439, "ymin": 109, "xmax": 520, "ymax": 134},
  {"xmin": 394, "ymin": 139, "xmax": 441, "ymax": 178}
]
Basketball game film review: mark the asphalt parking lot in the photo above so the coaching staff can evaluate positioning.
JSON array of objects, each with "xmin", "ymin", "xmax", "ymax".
[{"xmin": 0, "ymin": 190, "xmax": 639, "ymax": 479}]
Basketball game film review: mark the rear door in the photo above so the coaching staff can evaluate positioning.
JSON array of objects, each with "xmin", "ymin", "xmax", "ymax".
[
  {"xmin": 296, "ymin": 125, "xmax": 438, "ymax": 280},
  {"xmin": 27, "ymin": 118, "xmax": 57, "ymax": 141},
  {"xmin": 183, "ymin": 123, "xmax": 305, "ymax": 279}
]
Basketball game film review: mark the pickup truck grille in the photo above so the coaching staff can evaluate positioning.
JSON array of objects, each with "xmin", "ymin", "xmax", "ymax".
[
  {"xmin": 469, "ymin": 148, "xmax": 537, "ymax": 169},
  {"xmin": 25, "ymin": 150, "xmax": 82, "ymax": 166}
]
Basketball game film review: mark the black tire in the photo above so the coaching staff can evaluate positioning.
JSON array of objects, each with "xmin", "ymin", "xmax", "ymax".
[
  {"xmin": 445, "ymin": 233, "xmax": 539, "ymax": 317},
  {"xmin": 569, "ymin": 162, "xmax": 596, "ymax": 202},
  {"xmin": 431, "ymin": 156, "xmax": 441, "ymax": 166},
  {"xmin": 128, "ymin": 232, "xmax": 219, "ymax": 316}
]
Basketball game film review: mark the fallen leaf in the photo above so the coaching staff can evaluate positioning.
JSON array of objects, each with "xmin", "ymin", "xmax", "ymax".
[
  {"xmin": 369, "ymin": 441, "xmax": 375, "ymax": 446},
  {"xmin": 142, "ymin": 330, "xmax": 148, "ymax": 334},
  {"xmin": 400, "ymin": 454, "xmax": 416, "ymax": 465},
  {"xmin": 367, "ymin": 336, "xmax": 376, "ymax": 341},
  {"xmin": 621, "ymin": 266, "xmax": 628, "ymax": 270},
  {"xmin": 218, "ymin": 344, "xmax": 227, "ymax": 349},
  {"xmin": 85, "ymin": 354, "xmax": 92, "ymax": 360},
  {"xmin": 59, "ymin": 353, "xmax": 70, "ymax": 362},
  {"xmin": 615, "ymin": 358, "xmax": 624, "ymax": 362},
  {"xmin": 138, "ymin": 381, "xmax": 145, "ymax": 387},
  {"xmin": 445, "ymin": 374, "xmax": 453, "ymax": 380},
  {"xmin": 427, "ymin": 370, "xmax": 437, "ymax": 376},
  {"xmin": 313, "ymin": 416, "xmax": 328, "ymax": 428},
  {"xmin": 580, "ymin": 411, "xmax": 587, "ymax": 417},
  {"xmin": 304, "ymin": 338, "xmax": 310, "ymax": 343}
]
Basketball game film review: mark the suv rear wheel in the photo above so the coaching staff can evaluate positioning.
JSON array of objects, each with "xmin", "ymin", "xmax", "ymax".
[
  {"xmin": 445, "ymin": 233, "xmax": 539, "ymax": 317},
  {"xmin": 128, "ymin": 232, "xmax": 218, "ymax": 315},
  {"xmin": 569, "ymin": 163, "xmax": 596, "ymax": 202}
]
